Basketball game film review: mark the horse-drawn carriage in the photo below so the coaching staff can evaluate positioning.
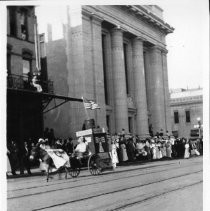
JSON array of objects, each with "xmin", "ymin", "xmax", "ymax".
[
  {"xmin": 30, "ymin": 128, "xmax": 113, "ymax": 181},
  {"xmin": 70, "ymin": 128, "xmax": 113, "ymax": 176}
]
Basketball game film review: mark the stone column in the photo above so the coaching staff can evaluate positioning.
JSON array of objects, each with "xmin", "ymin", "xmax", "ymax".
[
  {"xmin": 146, "ymin": 46, "xmax": 166, "ymax": 133},
  {"xmin": 162, "ymin": 49, "xmax": 172, "ymax": 134},
  {"xmin": 132, "ymin": 37, "xmax": 149, "ymax": 138},
  {"xmin": 91, "ymin": 15, "xmax": 106, "ymax": 129},
  {"xmin": 111, "ymin": 27, "xmax": 128, "ymax": 133}
]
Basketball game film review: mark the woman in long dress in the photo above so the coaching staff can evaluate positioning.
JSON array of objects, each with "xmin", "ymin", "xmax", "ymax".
[
  {"xmin": 111, "ymin": 140, "xmax": 119, "ymax": 170},
  {"xmin": 150, "ymin": 140, "xmax": 156, "ymax": 160},
  {"xmin": 160, "ymin": 140, "xmax": 166, "ymax": 158},
  {"xmin": 166, "ymin": 140, "xmax": 172, "ymax": 158},
  {"xmin": 155, "ymin": 141, "xmax": 161, "ymax": 159},
  {"xmin": 7, "ymin": 149, "xmax": 12, "ymax": 175},
  {"xmin": 119, "ymin": 139, "xmax": 128, "ymax": 162},
  {"xmin": 184, "ymin": 139, "xmax": 190, "ymax": 159}
]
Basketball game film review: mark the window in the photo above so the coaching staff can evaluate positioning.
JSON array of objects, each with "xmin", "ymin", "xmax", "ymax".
[
  {"xmin": 22, "ymin": 59, "xmax": 30, "ymax": 81},
  {"xmin": 185, "ymin": 110, "xmax": 191, "ymax": 123},
  {"xmin": 22, "ymin": 51, "xmax": 32, "ymax": 81},
  {"xmin": 102, "ymin": 34, "xmax": 109, "ymax": 105},
  {"xmin": 20, "ymin": 9, "xmax": 28, "ymax": 40},
  {"xmin": 123, "ymin": 43, "xmax": 129, "ymax": 94},
  {"xmin": 174, "ymin": 111, "xmax": 179, "ymax": 124},
  {"xmin": 9, "ymin": 7, "xmax": 17, "ymax": 36}
]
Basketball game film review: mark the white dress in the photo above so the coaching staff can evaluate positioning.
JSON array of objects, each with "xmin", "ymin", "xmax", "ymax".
[
  {"xmin": 184, "ymin": 143, "xmax": 190, "ymax": 158},
  {"xmin": 7, "ymin": 155, "xmax": 11, "ymax": 173},
  {"xmin": 151, "ymin": 143, "xmax": 156, "ymax": 159},
  {"xmin": 111, "ymin": 143, "xmax": 119, "ymax": 166}
]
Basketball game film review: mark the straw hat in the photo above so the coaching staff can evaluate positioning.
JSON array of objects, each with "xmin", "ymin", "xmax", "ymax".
[{"xmin": 38, "ymin": 138, "xmax": 45, "ymax": 143}]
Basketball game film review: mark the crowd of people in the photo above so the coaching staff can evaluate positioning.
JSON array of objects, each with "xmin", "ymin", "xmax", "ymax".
[
  {"xmin": 7, "ymin": 127, "xmax": 203, "ymax": 176},
  {"xmin": 109, "ymin": 130, "xmax": 202, "ymax": 169},
  {"xmin": 7, "ymin": 140, "xmax": 32, "ymax": 176}
]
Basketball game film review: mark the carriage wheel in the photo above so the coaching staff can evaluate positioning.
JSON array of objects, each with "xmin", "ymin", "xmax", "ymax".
[
  {"xmin": 69, "ymin": 157, "xmax": 81, "ymax": 178},
  {"xmin": 88, "ymin": 154, "xmax": 101, "ymax": 175},
  {"xmin": 69, "ymin": 167, "xmax": 80, "ymax": 178}
]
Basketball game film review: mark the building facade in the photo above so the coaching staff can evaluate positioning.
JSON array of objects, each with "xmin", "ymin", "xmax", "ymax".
[
  {"xmin": 6, "ymin": 6, "xmax": 58, "ymax": 146},
  {"xmin": 170, "ymin": 88, "xmax": 203, "ymax": 138},
  {"xmin": 43, "ymin": 5, "xmax": 174, "ymax": 138},
  {"xmin": 7, "ymin": 6, "xmax": 43, "ymax": 145}
]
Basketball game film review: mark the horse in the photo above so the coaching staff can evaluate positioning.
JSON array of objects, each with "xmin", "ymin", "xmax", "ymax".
[{"xmin": 30, "ymin": 144, "xmax": 70, "ymax": 182}]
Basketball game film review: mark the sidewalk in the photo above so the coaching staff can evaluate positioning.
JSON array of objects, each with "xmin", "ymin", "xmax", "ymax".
[{"xmin": 7, "ymin": 167, "xmax": 45, "ymax": 179}]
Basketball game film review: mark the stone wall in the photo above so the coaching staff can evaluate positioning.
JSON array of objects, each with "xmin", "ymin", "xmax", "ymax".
[{"xmin": 43, "ymin": 5, "xmax": 173, "ymax": 137}]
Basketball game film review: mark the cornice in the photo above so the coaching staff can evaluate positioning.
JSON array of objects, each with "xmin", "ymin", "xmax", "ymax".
[
  {"xmin": 82, "ymin": 9, "xmax": 104, "ymax": 23},
  {"xmin": 84, "ymin": 6, "xmax": 167, "ymax": 47},
  {"xmin": 125, "ymin": 5, "xmax": 174, "ymax": 35}
]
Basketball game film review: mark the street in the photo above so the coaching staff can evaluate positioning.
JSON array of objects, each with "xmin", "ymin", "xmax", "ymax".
[{"xmin": 7, "ymin": 157, "xmax": 202, "ymax": 211}]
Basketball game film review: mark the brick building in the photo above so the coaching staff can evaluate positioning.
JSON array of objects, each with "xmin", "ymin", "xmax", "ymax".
[
  {"xmin": 6, "ymin": 6, "xmax": 82, "ymax": 146},
  {"xmin": 170, "ymin": 88, "xmax": 203, "ymax": 138},
  {"xmin": 7, "ymin": 6, "xmax": 44, "ymax": 145},
  {"xmin": 41, "ymin": 5, "xmax": 174, "ymax": 138}
]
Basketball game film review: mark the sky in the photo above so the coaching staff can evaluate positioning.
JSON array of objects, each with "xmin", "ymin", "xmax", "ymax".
[
  {"xmin": 35, "ymin": 0, "xmax": 208, "ymax": 90},
  {"xmin": 158, "ymin": 0, "xmax": 208, "ymax": 90}
]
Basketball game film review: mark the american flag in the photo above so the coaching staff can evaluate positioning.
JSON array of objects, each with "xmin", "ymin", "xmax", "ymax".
[{"xmin": 83, "ymin": 97, "xmax": 100, "ymax": 110}]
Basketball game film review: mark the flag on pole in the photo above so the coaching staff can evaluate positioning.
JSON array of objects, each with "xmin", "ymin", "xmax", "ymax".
[
  {"xmin": 91, "ymin": 102, "xmax": 100, "ymax": 109},
  {"xmin": 82, "ymin": 97, "xmax": 100, "ymax": 110},
  {"xmin": 83, "ymin": 98, "xmax": 92, "ymax": 109}
]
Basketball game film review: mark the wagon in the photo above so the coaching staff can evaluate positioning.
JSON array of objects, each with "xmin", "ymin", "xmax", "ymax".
[{"xmin": 69, "ymin": 128, "xmax": 113, "ymax": 177}]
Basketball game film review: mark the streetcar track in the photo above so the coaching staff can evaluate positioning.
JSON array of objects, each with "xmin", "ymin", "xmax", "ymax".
[
  {"xmin": 109, "ymin": 181, "xmax": 203, "ymax": 211},
  {"xmin": 7, "ymin": 161, "xmax": 180, "ymax": 191},
  {"xmin": 8, "ymin": 160, "xmax": 201, "ymax": 192},
  {"xmin": 31, "ymin": 170, "xmax": 202, "ymax": 211},
  {"xmin": 7, "ymin": 163, "xmax": 202, "ymax": 199},
  {"xmin": 8, "ymin": 161, "xmax": 179, "ymax": 186}
]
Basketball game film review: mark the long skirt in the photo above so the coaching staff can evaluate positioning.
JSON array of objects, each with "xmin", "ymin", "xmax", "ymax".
[
  {"xmin": 152, "ymin": 148, "xmax": 156, "ymax": 159},
  {"xmin": 156, "ymin": 147, "xmax": 161, "ymax": 159},
  {"xmin": 7, "ymin": 155, "xmax": 11, "ymax": 173},
  {"xmin": 110, "ymin": 147, "xmax": 119, "ymax": 168},
  {"xmin": 120, "ymin": 145, "xmax": 128, "ymax": 161},
  {"xmin": 166, "ymin": 147, "xmax": 172, "ymax": 158},
  {"xmin": 160, "ymin": 147, "xmax": 166, "ymax": 158},
  {"xmin": 184, "ymin": 148, "xmax": 190, "ymax": 158}
]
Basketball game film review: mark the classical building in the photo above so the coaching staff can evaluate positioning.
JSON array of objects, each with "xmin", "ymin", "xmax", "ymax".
[
  {"xmin": 170, "ymin": 88, "xmax": 203, "ymax": 138},
  {"xmin": 43, "ymin": 5, "xmax": 174, "ymax": 138}
]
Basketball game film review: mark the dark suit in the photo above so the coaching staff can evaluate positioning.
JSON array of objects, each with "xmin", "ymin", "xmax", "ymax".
[{"xmin": 19, "ymin": 144, "xmax": 31, "ymax": 175}]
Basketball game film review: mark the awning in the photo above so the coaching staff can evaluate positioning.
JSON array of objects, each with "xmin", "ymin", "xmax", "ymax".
[{"xmin": 7, "ymin": 88, "xmax": 83, "ymax": 113}]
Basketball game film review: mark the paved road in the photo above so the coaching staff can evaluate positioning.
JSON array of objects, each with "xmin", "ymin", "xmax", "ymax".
[{"xmin": 7, "ymin": 157, "xmax": 202, "ymax": 211}]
